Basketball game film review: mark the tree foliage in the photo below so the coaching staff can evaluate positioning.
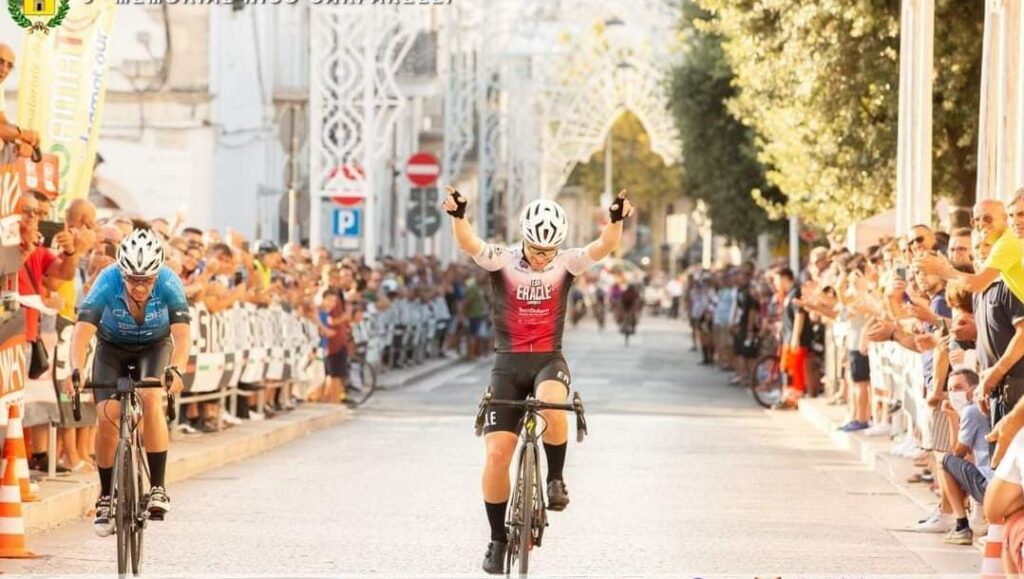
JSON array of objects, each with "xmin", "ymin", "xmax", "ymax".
[
  {"xmin": 565, "ymin": 112, "xmax": 683, "ymax": 263},
  {"xmin": 566, "ymin": 112, "xmax": 682, "ymax": 210},
  {"xmin": 669, "ymin": 1, "xmax": 783, "ymax": 246},
  {"xmin": 933, "ymin": 0, "xmax": 984, "ymax": 207},
  {"xmin": 695, "ymin": 0, "xmax": 902, "ymax": 233},
  {"xmin": 690, "ymin": 0, "xmax": 982, "ymax": 233}
]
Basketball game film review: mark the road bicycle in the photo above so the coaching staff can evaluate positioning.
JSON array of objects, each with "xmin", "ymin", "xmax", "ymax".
[
  {"xmin": 474, "ymin": 387, "xmax": 588, "ymax": 576},
  {"xmin": 72, "ymin": 366, "xmax": 176, "ymax": 577},
  {"xmin": 344, "ymin": 341, "xmax": 378, "ymax": 407},
  {"xmin": 750, "ymin": 333, "xmax": 783, "ymax": 408}
]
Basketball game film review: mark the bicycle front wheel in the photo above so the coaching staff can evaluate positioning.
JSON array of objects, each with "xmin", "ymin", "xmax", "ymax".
[
  {"xmin": 516, "ymin": 444, "xmax": 536, "ymax": 576},
  {"xmin": 751, "ymin": 355, "xmax": 782, "ymax": 409},
  {"xmin": 113, "ymin": 442, "xmax": 133, "ymax": 577},
  {"xmin": 131, "ymin": 448, "xmax": 146, "ymax": 575}
]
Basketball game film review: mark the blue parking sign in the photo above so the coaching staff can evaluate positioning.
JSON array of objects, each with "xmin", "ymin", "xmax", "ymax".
[{"xmin": 333, "ymin": 208, "xmax": 361, "ymax": 237}]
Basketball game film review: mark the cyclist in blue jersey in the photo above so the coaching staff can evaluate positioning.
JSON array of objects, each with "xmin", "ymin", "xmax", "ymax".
[{"xmin": 68, "ymin": 221, "xmax": 191, "ymax": 537}]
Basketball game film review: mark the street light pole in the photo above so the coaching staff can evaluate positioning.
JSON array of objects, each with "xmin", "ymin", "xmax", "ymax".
[
  {"xmin": 603, "ymin": 131, "xmax": 612, "ymax": 208},
  {"xmin": 363, "ymin": 27, "xmax": 377, "ymax": 265},
  {"xmin": 603, "ymin": 132, "xmax": 613, "ymax": 256},
  {"xmin": 286, "ymin": 104, "xmax": 299, "ymax": 245},
  {"xmin": 789, "ymin": 214, "xmax": 800, "ymax": 276}
]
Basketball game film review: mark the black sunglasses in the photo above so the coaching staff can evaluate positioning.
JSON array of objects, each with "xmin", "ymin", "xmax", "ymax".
[{"xmin": 908, "ymin": 235, "xmax": 926, "ymax": 246}]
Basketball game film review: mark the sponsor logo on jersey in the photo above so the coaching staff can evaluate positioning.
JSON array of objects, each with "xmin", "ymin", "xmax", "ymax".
[{"xmin": 516, "ymin": 278, "xmax": 553, "ymax": 304}]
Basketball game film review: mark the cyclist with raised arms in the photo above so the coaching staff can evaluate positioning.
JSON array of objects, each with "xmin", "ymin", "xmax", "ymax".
[
  {"xmin": 68, "ymin": 220, "xmax": 191, "ymax": 537},
  {"xmin": 442, "ymin": 185, "xmax": 634, "ymax": 574}
]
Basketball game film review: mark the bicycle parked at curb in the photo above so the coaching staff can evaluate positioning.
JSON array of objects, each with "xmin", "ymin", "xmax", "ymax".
[
  {"xmin": 749, "ymin": 332, "xmax": 783, "ymax": 408},
  {"xmin": 72, "ymin": 366, "xmax": 177, "ymax": 577},
  {"xmin": 344, "ymin": 341, "xmax": 379, "ymax": 407},
  {"xmin": 474, "ymin": 386, "xmax": 588, "ymax": 577}
]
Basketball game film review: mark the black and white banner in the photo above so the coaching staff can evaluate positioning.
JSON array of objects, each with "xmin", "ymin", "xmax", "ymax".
[{"xmin": 54, "ymin": 302, "xmax": 322, "ymax": 395}]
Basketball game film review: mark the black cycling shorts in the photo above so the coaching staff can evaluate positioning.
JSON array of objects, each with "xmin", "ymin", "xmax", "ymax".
[
  {"xmin": 91, "ymin": 339, "xmax": 173, "ymax": 404},
  {"xmin": 483, "ymin": 352, "xmax": 571, "ymax": 435}
]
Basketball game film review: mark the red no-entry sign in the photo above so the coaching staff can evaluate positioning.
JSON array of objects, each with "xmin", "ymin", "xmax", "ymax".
[{"xmin": 405, "ymin": 152, "xmax": 440, "ymax": 187}]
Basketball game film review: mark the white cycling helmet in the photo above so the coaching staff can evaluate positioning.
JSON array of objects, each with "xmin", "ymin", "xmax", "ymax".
[
  {"xmin": 117, "ymin": 226, "xmax": 164, "ymax": 277},
  {"xmin": 519, "ymin": 199, "xmax": 568, "ymax": 248}
]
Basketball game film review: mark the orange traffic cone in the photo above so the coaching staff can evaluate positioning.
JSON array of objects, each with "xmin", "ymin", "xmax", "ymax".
[
  {"xmin": 982, "ymin": 523, "xmax": 1005, "ymax": 579},
  {"xmin": 0, "ymin": 449, "xmax": 37, "ymax": 558},
  {"xmin": 1, "ymin": 405, "xmax": 38, "ymax": 502}
]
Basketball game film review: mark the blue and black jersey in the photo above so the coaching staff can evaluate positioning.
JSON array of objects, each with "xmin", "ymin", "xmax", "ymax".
[{"xmin": 78, "ymin": 265, "xmax": 191, "ymax": 345}]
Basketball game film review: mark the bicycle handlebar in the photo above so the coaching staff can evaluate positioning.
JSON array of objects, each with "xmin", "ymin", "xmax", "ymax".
[
  {"xmin": 474, "ymin": 388, "xmax": 589, "ymax": 443},
  {"xmin": 71, "ymin": 368, "xmax": 178, "ymax": 423}
]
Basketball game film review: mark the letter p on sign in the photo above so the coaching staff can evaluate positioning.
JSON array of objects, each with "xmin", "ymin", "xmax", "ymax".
[{"xmin": 333, "ymin": 208, "xmax": 362, "ymax": 237}]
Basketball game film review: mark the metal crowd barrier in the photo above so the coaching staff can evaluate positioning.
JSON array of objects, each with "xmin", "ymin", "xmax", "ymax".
[
  {"xmin": 352, "ymin": 296, "xmax": 452, "ymax": 375},
  {"xmin": 822, "ymin": 322, "xmax": 924, "ymax": 438},
  {"xmin": 52, "ymin": 301, "xmax": 323, "ymax": 436}
]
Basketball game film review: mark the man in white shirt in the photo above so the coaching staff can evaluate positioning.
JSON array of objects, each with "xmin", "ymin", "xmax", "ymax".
[{"xmin": 666, "ymin": 275, "xmax": 683, "ymax": 319}]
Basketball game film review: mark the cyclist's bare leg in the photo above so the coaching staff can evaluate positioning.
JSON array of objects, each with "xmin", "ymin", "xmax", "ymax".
[
  {"xmin": 139, "ymin": 387, "xmax": 169, "ymax": 454},
  {"xmin": 95, "ymin": 400, "xmax": 122, "ymax": 469},
  {"xmin": 537, "ymin": 380, "xmax": 571, "ymax": 509},
  {"xmin": 536, "ymin": 380, "xmax": 568, "ymax": 446},
  {"xmin": 482, "ymin": 432, "xmax": 517, "ymax": 502},
  {"xmin": 138, "ymin": 387, "xmax": 172, "ymax": 512}
]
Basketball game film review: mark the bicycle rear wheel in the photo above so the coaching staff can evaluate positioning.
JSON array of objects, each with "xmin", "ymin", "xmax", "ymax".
[
  {"xmin": 751, "ymin": 355, "xmax": 782, "ymax": 408},
  {"xmin": 345, "ymin": 356, "xmax": 378, "ymax": 407},
  {"xmin": 113, "ymin": 442, "xmax": 133, "ymax": 577}
]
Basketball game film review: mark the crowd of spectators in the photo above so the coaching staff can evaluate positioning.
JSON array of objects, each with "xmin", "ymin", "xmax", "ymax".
[
  {"xmin": 673, "ymin": 192, "xmax": 1024, "ymax": 571},
  {"xmin": 14, "ymin": 186, "xmax": 491, "ymax": 476}
]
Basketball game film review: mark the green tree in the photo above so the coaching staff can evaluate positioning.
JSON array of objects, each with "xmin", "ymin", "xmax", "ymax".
[
  {"xmin": 696, "ymin": 0, "xmax": 982, "ymax": 234},
  {"xmin": 698, "ymin": 0, "xmax": 902, "ymax": 233},
  {"xmin": 933, "ymin": 0, "xmax": 984, "ymax": 222},
  {"xmin": 669, "ymin": 0, "xmax": 784, "ymax": 246},
  {"xmin": 566, "ymin": 111, "xmax": 682, "ymax": 268}
]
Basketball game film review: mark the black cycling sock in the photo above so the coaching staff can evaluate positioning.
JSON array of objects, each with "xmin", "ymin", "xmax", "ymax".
[
  {"xmin": 99, "ymin": 467, "xmax": 113, "ymax": 497},
  {"xmin": 485, "ymin": 501, "xmax": 508, "ymax": 542},
  {"xmin": 147, "ymin": 451, "xmax": 168, "ymax": 488},
  {"xmin": 544, "ymin": 442, "xmax": 567, "ymax": 483},
  {"xmin": 956, "ymin": 517, "xmax": 970, "ymax": 531}
]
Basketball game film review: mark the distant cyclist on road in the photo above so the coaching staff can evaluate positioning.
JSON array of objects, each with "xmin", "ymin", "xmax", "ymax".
[
  {"xmin": 69, "ymin": 221, "xmax": 191, "ymax": 537},
  {"xmin": 442, "ymin": 185, "xmax": 634, "ymax": 574},
  {"xmin": 618, "ymin": 282, "xmax": 642, "ymax": 335}
]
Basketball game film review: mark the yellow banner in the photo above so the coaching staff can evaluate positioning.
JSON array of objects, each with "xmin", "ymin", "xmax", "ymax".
[{"xmin": 16, "ymin": 0, "xmax": 116, "ymax": 215}]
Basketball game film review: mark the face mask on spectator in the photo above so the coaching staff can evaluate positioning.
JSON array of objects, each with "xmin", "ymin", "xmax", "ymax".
[{"xmin": 949, "ymin": 391, "xmax": 970, "ymax": 412}]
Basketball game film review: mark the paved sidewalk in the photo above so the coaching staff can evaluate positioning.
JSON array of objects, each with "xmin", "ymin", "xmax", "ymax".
[{"xmin": 796, "ymin": 396, "xmax": 986, "ymax": 568}]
